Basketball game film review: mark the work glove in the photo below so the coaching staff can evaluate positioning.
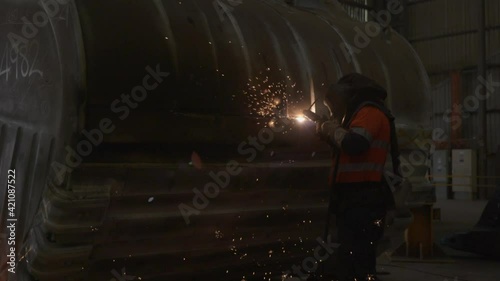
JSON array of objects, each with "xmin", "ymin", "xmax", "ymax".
[
  {"xmin": 320, "ymin": 119, "xmax": 340, "ymax": 133},
  {"xmin": 320, "ymin": 119, "xmax": 347, "ymax": 147},
  {"xmin": 315, "ymin": 121, "xmax": 325, "ymax": 137},
  {"xmin": 315, "ymin": 119, "xmax": 328, "ymax": 141}
]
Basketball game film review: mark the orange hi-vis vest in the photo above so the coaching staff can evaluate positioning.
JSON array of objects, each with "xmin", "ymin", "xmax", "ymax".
[{"xmin": 335, "ymin": 105, "xmax": 391, "ymax": 183}]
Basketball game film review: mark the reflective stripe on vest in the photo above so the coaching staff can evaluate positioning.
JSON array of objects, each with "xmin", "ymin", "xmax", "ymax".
[
  {"xmin": 337, "ymin": 147, "xmax": 389, "ymax": 183},
  {"xmin": 335, "ymin": 106, "xmax": 391, "ymax": 183}
]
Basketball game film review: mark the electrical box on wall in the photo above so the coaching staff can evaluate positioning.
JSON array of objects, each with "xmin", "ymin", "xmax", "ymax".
[
  {"xmin": 432, "ymin": 150, "xmax": 450, "ymax": 200},
  {"xmin": 452, "ymin": 149, "xmax": 477, "ymax": 200}
]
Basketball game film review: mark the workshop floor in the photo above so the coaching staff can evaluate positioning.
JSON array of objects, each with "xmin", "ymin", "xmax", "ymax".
[{"xmin": 377, "ymin": 199, "xmax": 500, "ymax": 281}]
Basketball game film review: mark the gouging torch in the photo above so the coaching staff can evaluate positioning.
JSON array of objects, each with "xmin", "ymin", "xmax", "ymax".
[
  {"xmin": 302, "ymin": 98, "xmax": 327, "ymax": 123},
  {"xmin": 302, "ymin": 109, "xmax": 322, "ymax": 122}
]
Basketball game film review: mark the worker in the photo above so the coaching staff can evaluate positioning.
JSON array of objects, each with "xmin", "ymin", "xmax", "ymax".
[{"xmin": 317, "ymin": 73, "xmax": 400, "ymax": 281}]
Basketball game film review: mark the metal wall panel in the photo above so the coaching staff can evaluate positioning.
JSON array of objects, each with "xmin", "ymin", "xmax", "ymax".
[
  {"xmin": 487, "ymin": 113, "xmax": 500, "ymax": 154},
  {"xmin": 488, "ymin": 30, "xmax": 500, "ymax": 57},
  {"xmin": 431, "ymin": 117, "xmax": 451, "ymax": 142},
  {"xmin": 488, "ymin": 65, "xmax": 500, "ymax": 110},
  {"xmin": 431, "ymin": 77, "xmax": 451, "ymax": 115},
  {"xmin": 486, "ymin": 0, "xmax": 500, "ymax": 26},
  {"xmin": 340, "ymin": 0, "xmax": 371, "ymax": 22},
  {"xmin": 413, "ymin": 34, "xmax": 480, "ymax": 73},
  {"xmin": 461, "ymin": 112, "xmax": 480, "ymax": 147},
  {"xmin": 431, "ymin": 65, "xmax": 500, "ymax": 154},
  {"xmin": 408, "ymin": 0, "xmax": 478, "ymax": 38},
  {"xmin": 461, "ymin": 62, "xmax": 500, "ymax": 154},
  {"xmin": 408, "ymin": 0, "xmax": 500, "ymax": 73},
  {"xmin": 460, "ymin": 67, "xmax": 500, "ymax": 111},
  {"xmin": 461, "ymin": 69, "xmax": 480, "ymax": 108},
  {"xmin": 488, "ymin": 53, "xmax": 500, "ymax": 111},
  {"xmin": 430, "ymin": 76, "xmax": 451, "ymax": 141}
]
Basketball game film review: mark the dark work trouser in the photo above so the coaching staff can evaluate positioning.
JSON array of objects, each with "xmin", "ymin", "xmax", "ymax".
[{"xmin": 334, "ymin": 183, "xmax": 387, "ymax": 280}]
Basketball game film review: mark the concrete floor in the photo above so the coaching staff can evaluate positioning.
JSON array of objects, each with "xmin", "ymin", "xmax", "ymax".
[{"xmin": 377, "ymin": 200, "xmax": 500, "ymax": 281}]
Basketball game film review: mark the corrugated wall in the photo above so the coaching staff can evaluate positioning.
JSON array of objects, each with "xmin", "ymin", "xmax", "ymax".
[
  {"xmin": 431, "ymin": 75, "xmax": 451, "ymax": 141},
  {"xmin": 408, "ymin": 0, "xmax": 500, "ymax": 73},
  {"xmin": 430, "ymin": 59, "xmax": 500, "ymax": 153},
  {"xmin": 486, "ymin": 53, "xmax": 500, "ymax": 154},
  {"xmin": 429, "ymin": 67, "xmax": 500, "ymax": 197},
  {"xmin": 340, "ymin": 0, "xmax": 372, "ymax": 22},
  {"xmin": 460, "ymin": 54, "xmax": 500, "ymax": 154},
  {"xmin": 461, "ymin": 69, "xmax": 482, "ymax": 148}
]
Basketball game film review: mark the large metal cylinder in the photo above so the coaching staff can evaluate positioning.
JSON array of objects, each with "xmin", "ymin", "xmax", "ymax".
[{"xmin": 77, "ymin": 0, "xmax": 431, "ymax": 144}]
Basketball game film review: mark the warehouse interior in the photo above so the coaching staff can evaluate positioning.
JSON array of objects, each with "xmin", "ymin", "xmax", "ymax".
[{"xmin": 0, "ymin": 0, "xmax": 499, "ymax": 280}]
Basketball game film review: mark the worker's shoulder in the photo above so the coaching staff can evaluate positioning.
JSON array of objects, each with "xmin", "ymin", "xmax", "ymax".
[
  {"xmin": 357, "ymin": 104, "xmax": 388, "ymax": 118},
  {"xmin": 356, "ymin": 105, "xmax": 391, "ymax": 128}
]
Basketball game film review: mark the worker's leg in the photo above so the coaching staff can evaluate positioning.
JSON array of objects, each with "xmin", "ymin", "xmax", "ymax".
[
  {"xmin": 341, "ymin": 205, "xmax": 386, "ymax": 280},
  {"xmin": 367, "ymin": 206, "xmax": 386, "ymax": 277},
  {"xmin": 336, "ymin": 209, "xmax": 356, "ymax": 281},
  {"xmin": 360, "ymin": 206, "xmax": 386, "ymax": 279}
]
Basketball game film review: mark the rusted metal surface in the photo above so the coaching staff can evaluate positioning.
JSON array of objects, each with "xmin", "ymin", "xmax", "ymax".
[{"xmin": 0, "ymin": 0, "xmax": 431, "ymax": 280}]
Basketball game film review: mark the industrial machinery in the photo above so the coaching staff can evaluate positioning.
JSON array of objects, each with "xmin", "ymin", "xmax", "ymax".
[{"xmin": 0, "ymin": 0, "xmax": 432, "ymax": 280}]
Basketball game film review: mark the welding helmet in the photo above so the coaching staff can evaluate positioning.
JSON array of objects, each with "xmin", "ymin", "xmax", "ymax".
[{"xmin": 325, "ymin": 73, "xmax": 387, "ymax": 116}]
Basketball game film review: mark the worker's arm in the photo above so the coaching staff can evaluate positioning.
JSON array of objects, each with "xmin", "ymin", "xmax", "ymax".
[
  {"xmin": 340, "ymin": 132, "xmax": 370, "ymax": 155},
  {"xmin": 321, "ymin": 106, "xmax": 382, "ymax": 155},
  {"xmin": 320, "ymin": 123, "xmax": 370, "ymax": 155}
]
